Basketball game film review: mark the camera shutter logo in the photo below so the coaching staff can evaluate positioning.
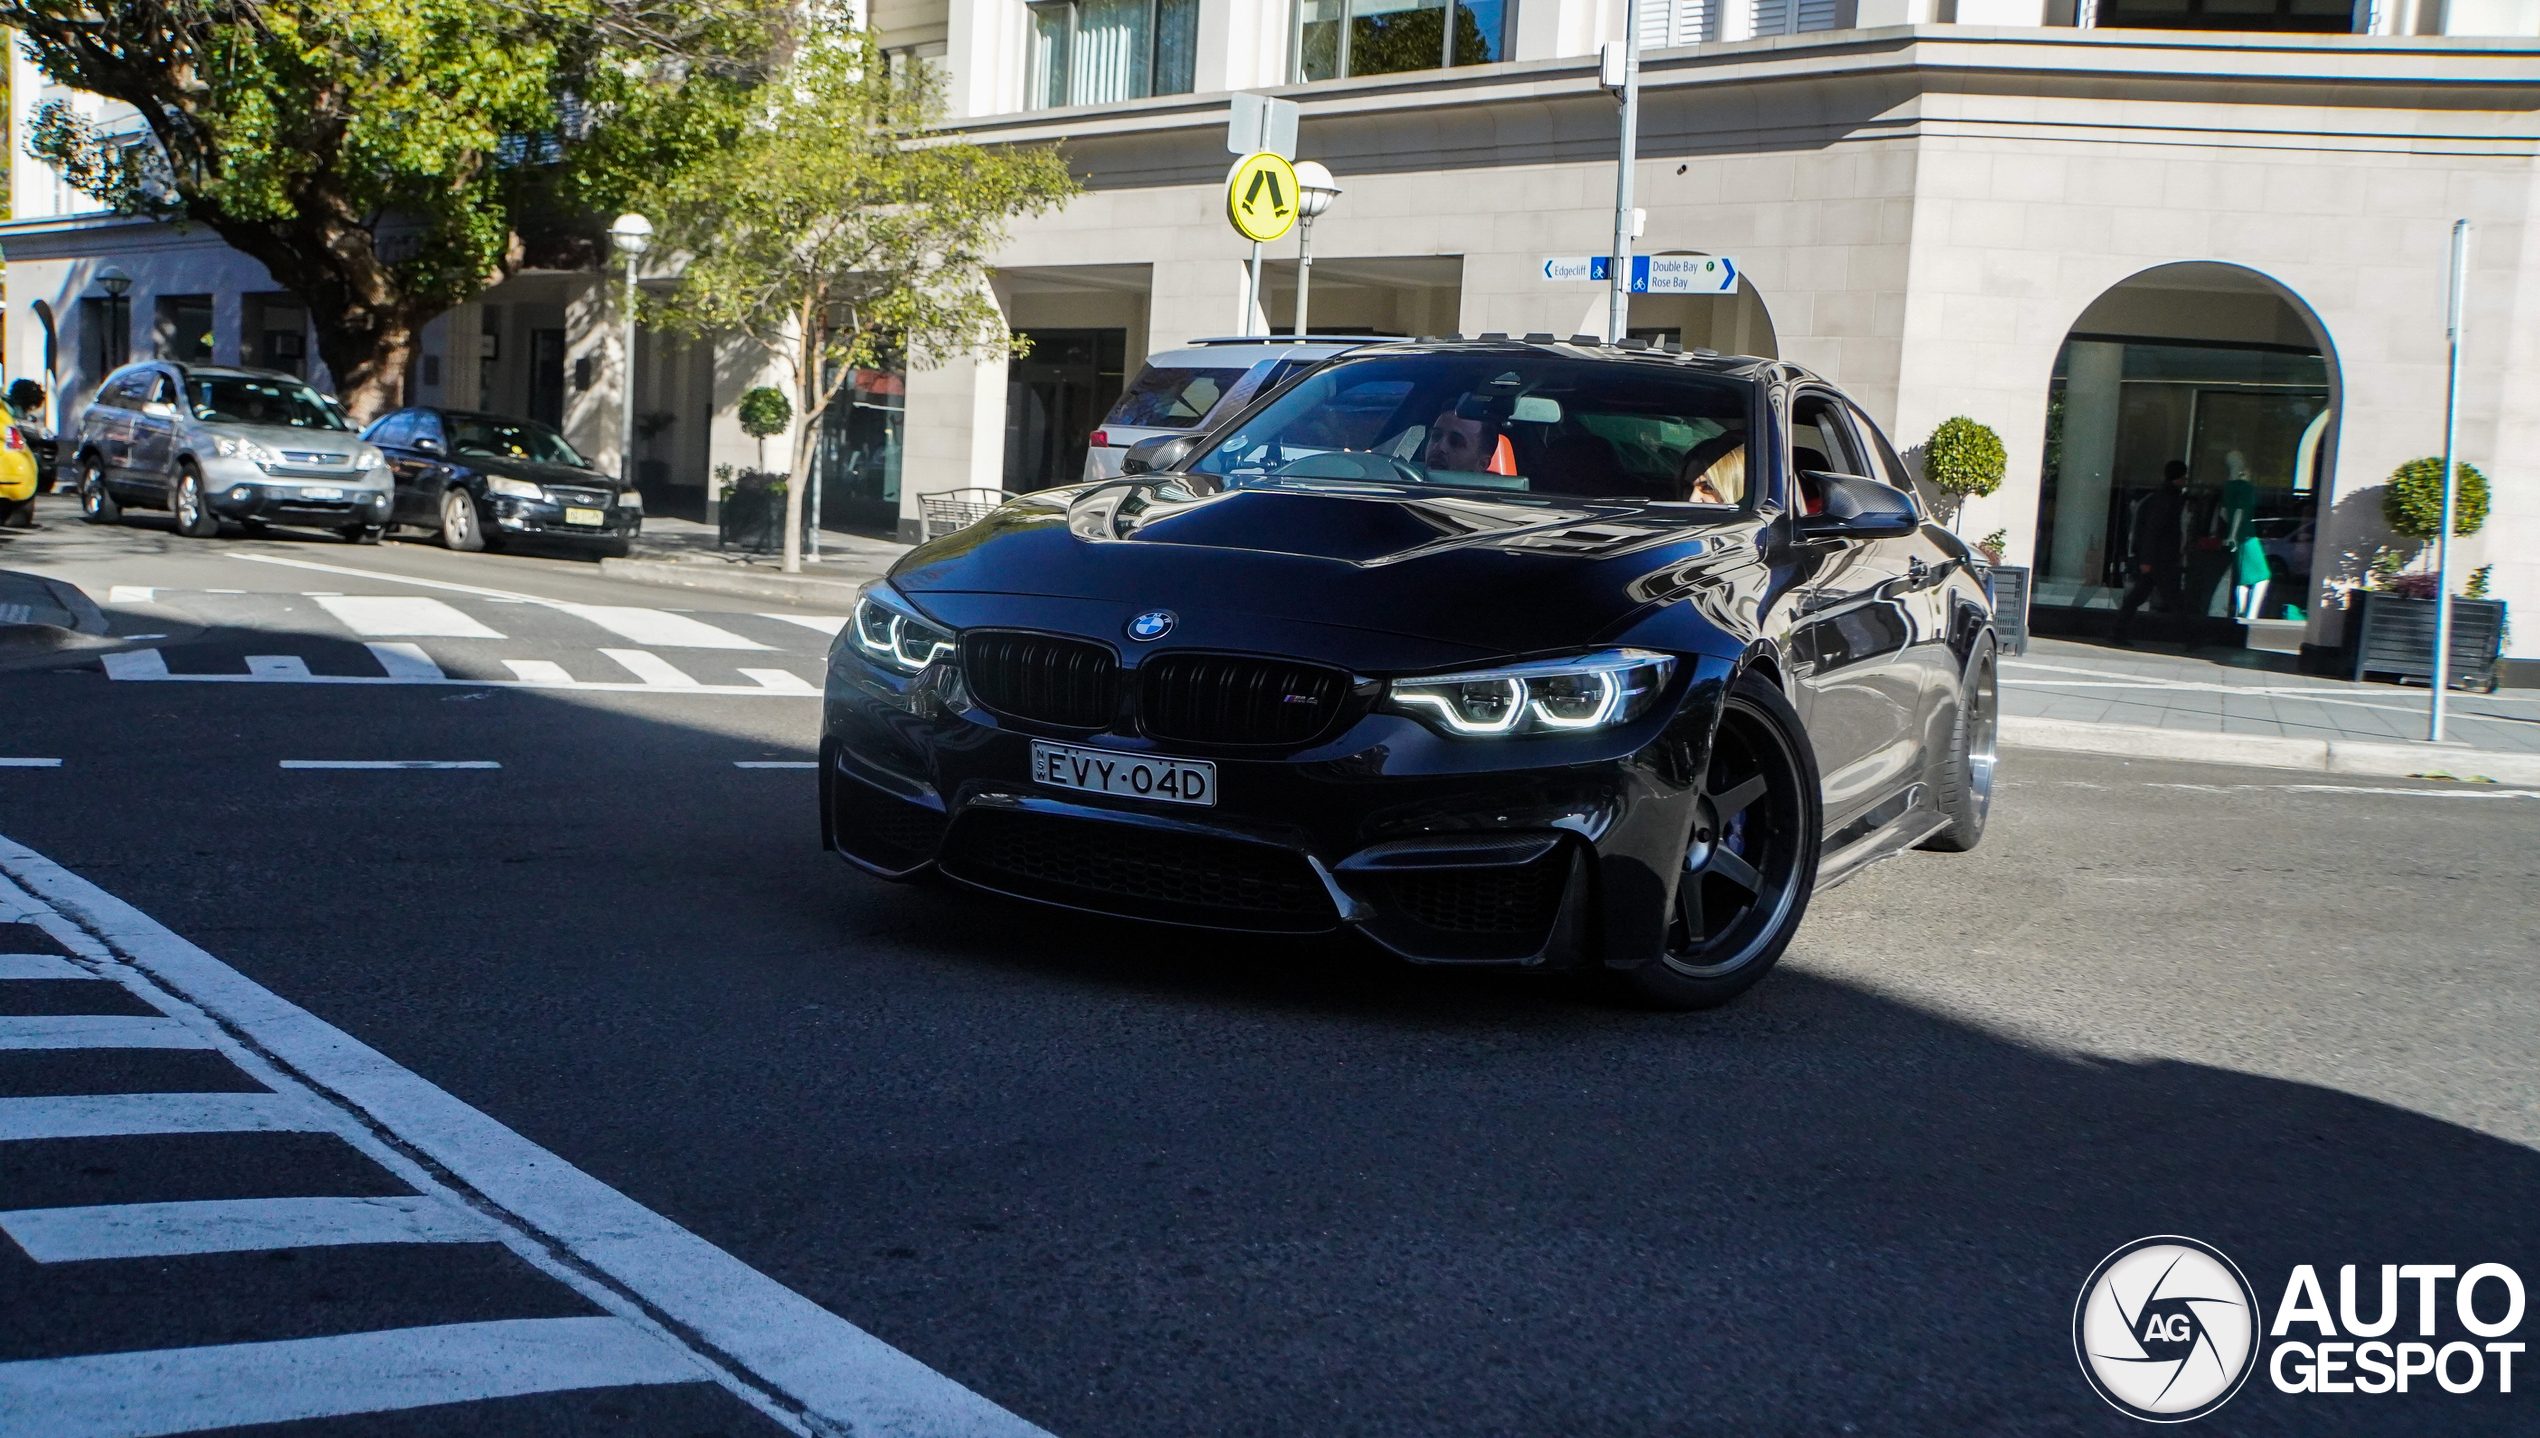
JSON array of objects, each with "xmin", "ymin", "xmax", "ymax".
[
  {"xmin": 2074, "ymin": 1236, "xmax": 2260, "ymax": 1422},
  {"xmin": 1127, "ymin": 610, "xmax": 1176, "ymax": 642}
]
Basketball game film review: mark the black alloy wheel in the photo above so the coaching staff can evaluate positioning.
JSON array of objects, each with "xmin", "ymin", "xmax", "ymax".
[
  {"xmin": 1613, "ymin": 670, "xmax": 1822, "ymax": 1010},
  {"xmin": 1919, "ymin": 636, "xmax": 1998, "ymax": 853},
  {"xmin": 80, "ymin": 460, "xmax": 121, "ymax": 524},
  {"xmin": 173, "ymin": 467, "xmax": 220, "ymax": 538},
  {"xmin": 440, "ymin": 487, "xmax": 486, "ymax": 552}
]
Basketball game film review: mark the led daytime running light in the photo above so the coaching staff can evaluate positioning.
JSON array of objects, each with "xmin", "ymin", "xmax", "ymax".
[
  {"xmin": 1387, "ymin": 650, "xmax": 1674, "ymax": 738},
  {"xmin": 850, "ymin": 589, "xmax": 955, "ymax": 676}
]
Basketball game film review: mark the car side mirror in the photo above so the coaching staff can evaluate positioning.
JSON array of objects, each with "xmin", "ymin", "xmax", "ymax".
[
  {"xmin": 1121, "ymin": 434, "xmax": 1199, "ymax": 476},
  {"xmin": 1793, "ymin": 471, "xmax": 1920, "ymax": 541},
  {"xmin": 414, "ymin": 436, "xmax": 444, "ymax": 455},
  {"xmin": 142, "ymin": 401, "xmax": 176, "ymax": 419}
]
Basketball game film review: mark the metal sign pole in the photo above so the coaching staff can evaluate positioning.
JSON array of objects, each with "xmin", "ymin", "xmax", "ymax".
[
  {"xmin": 1246, "ymin": 241, "xmax": 1265, "ymax": 338},
  {"xmin": 1294, "ymin": 214, "xmax": 1316, "ymax": 339},
  {"xmin": 1605, "ymin": 1, "xmax": 1643, "ymax": 344},
  {"xmin": 2429, "ymin": 217, "xmax": 2470, "ymax": 744}
]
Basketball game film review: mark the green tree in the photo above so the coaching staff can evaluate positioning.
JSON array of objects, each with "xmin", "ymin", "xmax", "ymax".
[
  {"xmin": 2382, "ymin": 456, "xmax": 2489, "ymax": 541},
  {"xmin": 645, "ymin": 28, "xmax": 1074, "ymax": 572},
  {"xmin": 5, "ymin": 0, "xmax": 767, "ymax": 418},
  {"xmin": 736, "ymin": 384, "xmax": 791, "ymax": 475},
  {"xmin": 1920, "ymin": 415, "xmax": 2007, "ymax": 524}
]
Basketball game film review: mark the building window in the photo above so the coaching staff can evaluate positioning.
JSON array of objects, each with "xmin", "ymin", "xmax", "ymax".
[
  {"xmin": 2096, "ymin": 0, "xmax": 2352, "ymax": 31},
  {"xmin": 1028, "ymin": 0, "xmax": 1198, "ymax": 110},
  {"xmin": 1297, "ymin": 0, "xmax": 1507, "ymax": 81},
  {"xmin": 153, "ymin": 295, "xmax": 215, "ymax": 363}
]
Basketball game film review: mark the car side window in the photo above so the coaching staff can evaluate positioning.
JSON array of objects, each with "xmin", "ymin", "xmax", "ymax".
[
  {"xmin": 1847, "ymin": 402, "xmax": 1925, "ymax": 516},
  {"xmin": 412, "ymin": 413, "xmax": 447, "ymax": 449},
  {"xmin": 103, "ymin": 373, "xmax": 148, "ymax": 410},
  {"xmin": 146, "ymin": 374, "xmax": 177, "ymax": 408},
  {"xmin": 369, "ymin": 413, "xmax": 416, "ymax": 448}
]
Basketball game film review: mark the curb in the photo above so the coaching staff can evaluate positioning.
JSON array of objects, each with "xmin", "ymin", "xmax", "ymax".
[
  {"xmin": 2001, "ymin": 716, "xmax": 2540, "ymax": 785},
  {"xmin": 597, "ymin": 556, "xmax": 880, "ymax": 607}
]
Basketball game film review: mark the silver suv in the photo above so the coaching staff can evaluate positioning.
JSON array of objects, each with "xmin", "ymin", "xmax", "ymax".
[
  {"xmin": 1081, "ymin": 337, "xmax": 1365, "ymax": 482},
  {"xmin": 74, "ymin": 362, "xmax": 393, "ymax": 543}
]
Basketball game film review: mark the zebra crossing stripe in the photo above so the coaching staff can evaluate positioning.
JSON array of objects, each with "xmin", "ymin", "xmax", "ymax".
[
  {"xmin": 0, "ymin": 1317, "xmax": 709, "ymax": 1438},
  {"xmin": 0, "ymin": 953, "xmax": 91, "ymax": 979},
  {"xmin": 0, "ymin": 1195, "xmax": 497, "ymax": 1263},
  {"xmin": 101, "ymin": 650, "xmax": 170, "ymax": 680},
  {"xmin": 245, "ymin": 656, "xmax": 312, "ymax": 678},
  {"xmin": 0, "ymin": 1015, "xmax": 211, "ymax": 1050},
  {"xmin": 363, "ymin": 642, "xmax": 446, "ymax": 680},
  {"xmin": 317, "ymin": 595, "xmax": 505, "ymax": 639},
  {"xmin": 602, "ymin": 648, "xmax": 700, "ymax": 687},
  {"xmin": 0, "ymin": 1093, "xmax": 326, "ymax": 1141}
]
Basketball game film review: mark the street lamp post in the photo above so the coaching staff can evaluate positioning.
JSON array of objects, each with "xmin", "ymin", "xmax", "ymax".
[
  {"xmin": 2429, "ymin": 217, "xmax": 2470, "ymax": 745},
  {"xmin": 96, "ymin": 267, "xmax": 133, "ymax": 371},
  {"xmin": 1291, "ymin": 162, "xmax": 1341, "ymax": 340},
  {"xmin": 607, "ymin": 214, "xmax": 652, "ymax": 504},
  {"xmin": 1602, "ymin": 4, "xmax": 1643, "ymax": 345}
]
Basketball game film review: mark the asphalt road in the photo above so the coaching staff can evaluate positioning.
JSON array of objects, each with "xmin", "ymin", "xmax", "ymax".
[{"xmin": 3, "ymin": 505, "xmax": 2535, "ymax": 1436}]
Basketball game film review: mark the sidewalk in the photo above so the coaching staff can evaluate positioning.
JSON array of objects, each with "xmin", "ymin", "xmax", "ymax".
[
  {"xmin": 600, "ymin": 514, "xmax": 912, "ymax": 606},
  {"xmin": 2001, "ymin": 636, "xmax": 2540, "ymax": 782}
]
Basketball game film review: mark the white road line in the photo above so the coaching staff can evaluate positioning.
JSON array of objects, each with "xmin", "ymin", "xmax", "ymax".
[
  {"xmin": 0, "ymin": 1015, "xmax": 209, "ymax": 1050},
  {"xmin": 502, "ymin": 658, "xmax": 575, "ymax": 684},
  {"xmin": 106, "ymin": 586, "xmax": 155, "ymax": 603},
  {"xmin": 0, "ymin": 1195, "xmax": 495, "ymax": 1263},
  {"xmin": 101, "ymin": 650, "xmax": 169, "ymax": 680},
  {"xmin": 758, "ymin": 612, "xmax": 849, "ymax": 635},
  {"xmin": 245, "ymin": 655, "xmax": 312, "ymax": 678},
  {"xmin": 0, "ymin": 952, "xmax": 92, "ymax": 979},
  {"xmin": 0, "ymin": 1317, "xmax": 708, "ymax": 1438},
  {"xmin": 0, "ymin": 1092, "xmax": 324, "ymax": 1142},
  {"xmin": 560, "ymin": 604, "xmax": 769, "ymax": 650},
  {"xmin": 364, "ymin": 641, "xmax": 446, "ymax": 680},
  {"xmin": 734, "ymin": 762, "xmax": 817, "ymax": 769},
  {"xmin": 2146, "ymin": 781, "xmax": 2540, "ymax": 800},
  {"xmin": 739, "ymin": 667, "xmax": 819, "ymax": 694},
  {"xmin": 316, "ymin": 595, "xmax": 506, "ymax": 639},
  {"xmin": 603, "ymin": 648, "xmax": 700, "ymax": 687},
  {"xmin": 0, "ymin": 758, "xmax": 63, "ymax": 768},
  {"xmin": 101, "ymin": 671, "xmax": 816, "ymax": 696},
  {"xmin": 278, "ymin": 760, "xmax": 501, "ymax": 770},
  {"xmin": 0, "ymin": 833, "xmax": 1052, "ymax": 1438}
]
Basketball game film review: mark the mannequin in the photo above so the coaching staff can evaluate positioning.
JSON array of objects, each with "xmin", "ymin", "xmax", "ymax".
[{"xmin": 2216, "ymin": 451, "xmax": 2261, "ymax": 620}]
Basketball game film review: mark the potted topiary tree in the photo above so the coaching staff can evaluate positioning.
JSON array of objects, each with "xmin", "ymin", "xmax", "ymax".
[
  {"xmin": 1922, "ymin": 416, "xmax": 2026, "ymax": 653},
  {"xmin": 2346, "ymin": 457, "xmax": 2505, "ymax": 691},
  {"xmin": 720, "ymin": 387, "xmax": 794, "ymax": 552}
]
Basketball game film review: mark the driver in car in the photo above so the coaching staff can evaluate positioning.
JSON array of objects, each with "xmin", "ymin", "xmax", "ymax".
[{"xmin": 1422, "ymin": 402, "xmax": 1517, "ymax": 477}]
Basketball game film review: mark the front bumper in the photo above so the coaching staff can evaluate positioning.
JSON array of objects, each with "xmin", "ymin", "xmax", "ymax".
[
  {"xmin": 489, "ymin": 495, "xmax": 642, "ymax": 538},
  {"xmin": 210, "ymin": 478, "xmax": 392, "ymax": 525},
  {"xmin": 820, "ymin": 647, "xmax": 1730, "ymax": 967}
]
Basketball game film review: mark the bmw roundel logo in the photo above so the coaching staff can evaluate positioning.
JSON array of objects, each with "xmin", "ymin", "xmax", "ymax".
[{"xmin": 1126, "ymin": 610, "xmax": 1176, "ymax": 642}]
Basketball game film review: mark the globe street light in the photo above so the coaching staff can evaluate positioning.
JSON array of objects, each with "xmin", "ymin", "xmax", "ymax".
[
  {"xmin": 95, "ymin": 267, "xmax": 134, "ymax": 371},
  {"xmin": 608, "ymin": 214, "xmax": 653, "ymax": 499},
  {"xmin": 1291, "ymin": 162, "xmax": 1341, "ymax": 340}
]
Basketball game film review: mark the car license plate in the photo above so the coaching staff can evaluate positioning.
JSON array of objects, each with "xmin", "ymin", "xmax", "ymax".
[
  {"xmin": 1030, "ymin": 741, "xmax": 1214, "ymax": 807},
  {"xmin": 300, "ymin": 487, "xmax": 343, "ymax": 500},
  {"xmin": 564, "ymin": 507, "xmax": 605, "ymax": 526}
]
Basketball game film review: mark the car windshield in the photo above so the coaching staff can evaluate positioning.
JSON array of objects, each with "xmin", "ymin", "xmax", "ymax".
[
  {"xmin": 446, "ymin": 415, "xmax": 586, "ymax": 467},
  {"xmin": 1106, "ymin": 366, "xmax": 1250, "ymax": 430},
  {"xmin": 184, "ymin": 375, "xmax": 349, "ymax": 431},
  {"xmin": 1188, "ymin": 353, "xmax": 1757, "ymax": 504}
]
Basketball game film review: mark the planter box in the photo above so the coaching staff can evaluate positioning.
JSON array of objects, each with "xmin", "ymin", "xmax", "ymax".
[
  {"xmin": 717, "ymin": 478, "xmax": 787, "ymax": 554},
  {"xmin": 2345, "ymin": 590, "xmax": 2506, "ymax": 691},
  {"xmin": 1984, "ymin": 565, "xmax": 2031, "ymax": 656}
]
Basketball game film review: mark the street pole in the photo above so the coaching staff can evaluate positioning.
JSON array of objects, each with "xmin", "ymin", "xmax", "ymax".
[
  {"xmin": 2429, "ymin": 217, "xmax": 2469, "ymax": 744},
  {"xmin": 1604, "ymin": 3, "xmax": 1643, "ymax": 345},
  {"xmin": 1245, "ymin": 241, "xmax": 1265, "ymax": 338},
  {"xmin": 1291, "ymin": 161, "xmax": 1341, "ymax": 340},
  {"xmin": 607, "ymin": 214, "xmax": 652, "ymax": 510},
  {"xmin": 1294, "ymin": 215, "xmax": 1316, "ymax": 338}
]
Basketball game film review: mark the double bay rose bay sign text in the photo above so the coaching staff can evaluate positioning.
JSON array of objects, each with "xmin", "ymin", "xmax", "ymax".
[{"xmin": 1541, "ymin": 254, "xmax": 1740, "ymax": 295}]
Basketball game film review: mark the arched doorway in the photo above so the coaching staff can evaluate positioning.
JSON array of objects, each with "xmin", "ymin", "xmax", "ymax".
[{"xmin": 2030, "ymin": 262, "xmax": 2337, "ymax": 650}]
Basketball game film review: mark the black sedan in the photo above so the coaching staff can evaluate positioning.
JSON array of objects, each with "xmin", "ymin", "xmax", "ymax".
[
  {"xmin": 821, "ymin": 340, "xmax": 1998, "ymax": 1008},
  {"xmin": 359, "ymin": 407, "xmax": 640, "ymax": 554}
]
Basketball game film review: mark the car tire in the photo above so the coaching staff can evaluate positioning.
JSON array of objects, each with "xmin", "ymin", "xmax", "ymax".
[
  {"xmin": 343, "ymin": 523, "xmax": 384, "ymax": 545},
  {"xmin": 1918, "ymin": 636, "xmax": 1998, "ymax": 854},
  {"xmin": 79, "ymin": 460, "xmax": 121, "ymax": 525},
  {"xmin": 595, "ymin": 537, "xmax": 631, "ymax": 559},
  {"xmin": 440, "ymin": 487, "xmax": 486, "ymax": 552},
  {"xmin": 1607, "ymin": 669, "xmax": 1824, "ymax": 1011},
  {"xmin": 173, "ymin": 467, "xmax": 221, "ymax": 538}
]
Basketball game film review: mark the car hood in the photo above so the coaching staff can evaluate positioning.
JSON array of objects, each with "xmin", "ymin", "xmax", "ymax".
[
  {"xmin": 457, "ymin": 453, "xmax": 614, "ymax": 488},
  {"xmin": 203, "ymin": 423, "xmax": 365, "ymax": 455},
  {"xmin": 889, "ymin": 478, "xmax": 1766, "ymax": 661}
]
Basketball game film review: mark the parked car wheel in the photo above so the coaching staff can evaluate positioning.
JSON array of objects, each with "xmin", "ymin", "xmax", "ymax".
[
  {"xmin": 79, "ymin": 459, "xmax": 121, "ymax": 525},
  {"xmin": 595, "ymin": 537, "xmax": 631, "ymax": 559},
  {"xmin": 342, "ymin": 523, "xmax": 385, "ymax": 545},
  {"xmin": 440, "ymin": 487, "xmax": 486, "ymax": 552},
  {"xmin": 1918, "ymin": 637, "xmax": 1998, "ymax": 854},
  {"xmin": 173, "ymin": 467, "xmax": 221, "ymax": 539},
  {"xmin": 1609, "ymin": 670, "xmax": 1822, "ymax": 1011}
]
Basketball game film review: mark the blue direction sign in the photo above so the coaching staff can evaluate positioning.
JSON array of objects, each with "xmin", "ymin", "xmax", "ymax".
[{"xmin": 1539, "ymin": 254, "xmax": 1740, "ymax": 294}]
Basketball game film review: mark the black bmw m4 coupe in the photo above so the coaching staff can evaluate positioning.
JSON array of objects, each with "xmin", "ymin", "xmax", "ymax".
[{"xmin": 821, "ymin": 339, "xmax": 1998, "ymax": 1008}]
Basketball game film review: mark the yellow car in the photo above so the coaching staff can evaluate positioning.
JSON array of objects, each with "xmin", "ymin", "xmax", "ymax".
[{"xmin": 0, "ymin": 423, "xmax": 37, "ymax": 508}]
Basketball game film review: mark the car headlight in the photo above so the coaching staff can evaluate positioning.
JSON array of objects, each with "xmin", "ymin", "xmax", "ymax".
[
  {"xmin": 355, "ymin": 446, "xmax": 383, "ymax": 469},
  {"xmin": 213, "ymin": 436, "xmax": 284, "ymax": 466},
  {"xmin": 486, "ymin": 477, "xmax": 543, "ymax": 500},
  {"xmin": 616, "ymin": 488, "xmax": 642, "ymax": 511},
  {"xmin": 849, "ymin": 582, "xmax": 956, "ymax": 676},
  {"xmin": 1386, "ymin": 649, "xmax": 1676, "ymax": 737}
]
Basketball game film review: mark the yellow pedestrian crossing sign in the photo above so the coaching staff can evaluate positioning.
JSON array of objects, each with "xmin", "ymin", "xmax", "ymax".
[{"xmin": 1227, "ymin": 152, "xmax": 1300, "ymax": 243}]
